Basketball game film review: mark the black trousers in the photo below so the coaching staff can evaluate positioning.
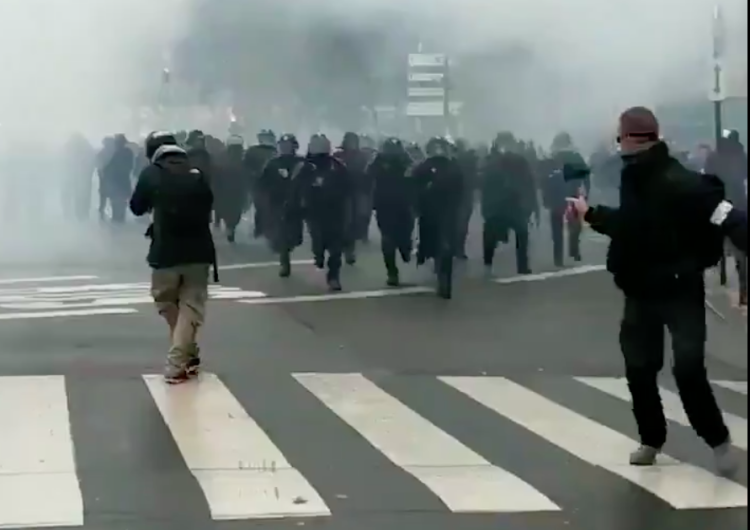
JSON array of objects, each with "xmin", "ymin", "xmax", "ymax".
[
  {"xmin": 620, "ymin": 284, "xmax": 729, "ymax": 449},
  {"xmin": 482, "ymin": 216, "xmax": 529, "ymax": 273},
  {"xmin": 308, "ymin": 221, "xmax": 343, "ymax": 280}
]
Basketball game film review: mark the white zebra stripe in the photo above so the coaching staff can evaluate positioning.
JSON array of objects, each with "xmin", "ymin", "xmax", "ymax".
[
  {"xmin": 713, "ymin": 380, "xmax": 748, "ymax": 396},
  {"xmin": 440, "ymin": 376, "xmax": 748, "ymax": 510},
  {"xmin": 577, "ymin": 377, "xmax": 748, "ymax": 450},
  {"xmin": 293, "ymin": 372, "xmax": 560, "ymax": 513},
  {"xmin": 0, "ymin": 376, "xmax": 83, "ymax": 528},
  {"xmin": 143, "ymin": 373, "xmax": 331, "ymax": 520}
]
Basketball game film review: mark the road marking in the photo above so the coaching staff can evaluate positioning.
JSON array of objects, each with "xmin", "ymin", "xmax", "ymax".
[
  {"xmin": 143, "ymin": 373, "xmax": 330, "ymax": 520},
  {"xmin": 0, "ymin": 376, "xmax": 83, "ymax": 528},
  {"xmin": 714, "ymin": 381, "xmax": 748, "ymax": 395},
  {"xmin": 238, "ymin": 287, "xmax": 433, "ymax": 305},
  {"xmin": 0, "ymin": 283, "xmax": 266, "ymax": 311},
  {"xmin": 577, "ymin": 377, "xmax": 748, "ymax": 450},
  {"xmin": 220, "ymin": 260, "xmax": 314, "ymax": 271},
  {"xmin": 495, "ymin": 265, "xmax": 606, "ymax": 284},
  {"xmin": 0, "ymin": 308, "xmax": 138, "ymax": 320},
  {"xmin": 0, "ymin": 275, "xmax": 98, "ymax": 285},
  {"xmin": 440, "ymin": 376, "xmax": 748, "ymax": 509},
  {"xmin": 294, "ymin": 372, "xmax": 560, "ymax": 513}
]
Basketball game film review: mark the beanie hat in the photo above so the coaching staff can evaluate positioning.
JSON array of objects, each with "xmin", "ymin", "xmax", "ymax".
[{"xmin": 618, "ymin": 106, "xmax": 660, "ymax": 142}]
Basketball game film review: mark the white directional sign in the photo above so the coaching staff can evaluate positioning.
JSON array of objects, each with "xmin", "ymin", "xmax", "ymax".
[
  {"xmin": 408, "ymin": 72, "xmax": 444, "ymax": 83},
  {"xmin": 406, "ymin": 101, "xmax": 445, "ymax": 117},
  {"xmin": 408, "ymin": 53, "xmax": 446, "ymax": 68},
  {"xmin": 708, "ymin": 61, "xmax": 726, "ymax": 102},
  {"xmin": 407, "ymin": 87, "xmax": 446, "ymax": 98}
]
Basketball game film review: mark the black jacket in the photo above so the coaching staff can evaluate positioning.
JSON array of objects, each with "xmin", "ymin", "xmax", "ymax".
[
  {"xmin": 585, "ymin": 142, "xmax": 746, "ymax": 298},
  {"xmin": 129, "ymin": 148, "xmax": 216, "ymax": 271}
]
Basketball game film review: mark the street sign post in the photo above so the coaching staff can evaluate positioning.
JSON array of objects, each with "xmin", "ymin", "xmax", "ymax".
[{"xmin": 711, "ymin": 5, "xmax": 728, "ymax": 285}]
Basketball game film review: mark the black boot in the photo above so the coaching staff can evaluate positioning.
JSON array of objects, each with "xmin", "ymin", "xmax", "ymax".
[
  {"xmin": 327, "ymin": 274, "xmax": 342, "ymax": 291},
  {"xmin": 279, "ymin": 251, "xmax": 291, "ymax": 278}
]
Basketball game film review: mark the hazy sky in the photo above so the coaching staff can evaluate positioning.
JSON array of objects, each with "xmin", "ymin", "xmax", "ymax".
[{"xmin": 0, "ymin": 0, "xmax": 746, "ymax": 144}]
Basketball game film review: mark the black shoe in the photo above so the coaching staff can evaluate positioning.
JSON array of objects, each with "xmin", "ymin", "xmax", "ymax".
[
  {"xmin": 345, "ymin": 251, "xmax": 356, "ymax": 266},
  {"xmin": 327, "ymin": 278, "xmax": 342, "ymax": 291},
  {"xmin": 437, "ymin": 273, "xmax": 452, "ymax": 300},
  {"xmin": 279, "ymin": 263, "xmax": 291, "ymax": 278},
  {"xmin": 314, "ymin": 255, "xmax": 325, "ymax": 269},
  {"xmin": 386, "ymin": 273, "xmax": 400, "ymax": 287}
]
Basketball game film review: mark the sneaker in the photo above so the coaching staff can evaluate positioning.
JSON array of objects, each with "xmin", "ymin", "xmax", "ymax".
[
  {"xmin": 629, "ymin": 445, "xmax": 661, "ymax": 466},
  {"xmin": 713, "ymin": 441, "xmax": 739, "ymax": 476},
  {"xmin": 163, "ymin": 361, "xmax": 191, "ymax": 384},
  {"xmin": 386, "ymin": 273, "xmax": 400, "ymax": 287},
  {"xmin": 186, "ymin": 345, "xmax": 201, "ymax": 377}
]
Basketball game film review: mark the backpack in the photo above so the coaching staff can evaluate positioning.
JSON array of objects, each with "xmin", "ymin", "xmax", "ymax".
[{"xmin": 153, "ymin": 161, "xmax": 212, "ymax": 237}]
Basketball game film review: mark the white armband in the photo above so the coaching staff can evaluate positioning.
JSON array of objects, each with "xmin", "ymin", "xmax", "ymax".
[{"xmin": 710, "ymin": 200, "xmax": 733, "ymax": 226}]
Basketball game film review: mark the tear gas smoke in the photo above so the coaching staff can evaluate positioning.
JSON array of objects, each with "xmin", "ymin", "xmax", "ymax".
[{"xmin": 0, "ymin": 0, "xmax": 746, "ymax": 264}]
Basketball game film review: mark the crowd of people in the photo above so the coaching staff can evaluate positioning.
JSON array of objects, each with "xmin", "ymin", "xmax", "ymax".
[{"xmin": 5, "ymin": 104, "xmax": 747, "ymax": 480}]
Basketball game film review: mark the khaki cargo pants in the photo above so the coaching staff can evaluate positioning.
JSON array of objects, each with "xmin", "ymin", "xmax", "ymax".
[{"xmin": 150, "ymin": 263, "xmax": 210, "ymax": 364}]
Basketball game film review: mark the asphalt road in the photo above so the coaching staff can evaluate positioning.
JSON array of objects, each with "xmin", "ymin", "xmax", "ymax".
[{"xmin": 0, "ymin": 217, "xmax": 746, "ymax": 530}]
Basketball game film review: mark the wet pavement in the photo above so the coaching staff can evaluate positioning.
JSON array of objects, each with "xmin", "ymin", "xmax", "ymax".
[{"xmin": 0, "ymin": 220, "xmax": 746, "ymax": 530}]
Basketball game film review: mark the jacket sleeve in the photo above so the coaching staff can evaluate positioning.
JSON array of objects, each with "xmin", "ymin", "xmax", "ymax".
[
  {"xmin": 584, "ymin": 205, "xmax": 619, "ymax": 237},
  {"xmin": 129, "ymin": 166, "xmax": 155, "ymax": 217}
]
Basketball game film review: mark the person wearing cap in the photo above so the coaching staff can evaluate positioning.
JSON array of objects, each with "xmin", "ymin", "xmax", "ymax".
[
  {"xmin": 130, "ymin": 133, "xmax": 217, "ymax": 384},
  {"xmin": 567, "ymin": 106, "xmax": 747, "ymax": 475}
]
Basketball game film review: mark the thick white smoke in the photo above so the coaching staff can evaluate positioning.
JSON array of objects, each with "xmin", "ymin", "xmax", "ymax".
[
  {"xmin": 0, "ymin": 0, "xmax": 190, "ymax": 262},
  {"xmin": 174, "ymin": 0, "xmax": 747, "ymax": 147},
  {"xmin": 0, "ymin": 0, "xmax": 746, "ymax": 266}
]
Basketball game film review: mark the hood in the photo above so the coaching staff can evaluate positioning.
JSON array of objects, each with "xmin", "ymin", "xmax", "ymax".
[{"xmin": 151, "ymin": 145, "xmax": 187, "ymax": 164}]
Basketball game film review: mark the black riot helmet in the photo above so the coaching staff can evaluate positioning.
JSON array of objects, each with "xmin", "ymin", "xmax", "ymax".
[
  {"xmin": 341, "ymin": 132, "xmax": 359, "ymax": 150},
  {"xmin": 380, "ymin": 137, "xmax": 404, "ymax": 156},
  {"xmin": 187, "ymin": 129, "xmax": 206, "ymax": 148},
  {"xmin": 307, "ymin": 133, "xmax": 331, "ymax": 156},
  {"xmin": 277, "ymin": 133, "xmax": 299, "ymax": 155},
  {"xmin": 257, "ymin": 129, "xmax": 276, "ymax": 146},
  {"xmin": 425, "ymin": 136, "xmax": 452, "ymax": 158},
  {"xmin": 226, "ymin": 135, "xmax": 244, "ymax": 158},
  {"xmin": 551, "ymin": 131, "xmax": 574, "ymax": 153},
  {"xmin": 144, "ymin": 131, "xmax": 178, "ymax": 160},
  {"xmin": 723, "ymin": 129, "xmax": 741, "ymax": 143}
]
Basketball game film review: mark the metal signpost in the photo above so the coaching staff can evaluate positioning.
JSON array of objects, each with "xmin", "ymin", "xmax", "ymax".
[{"xmin": 710, "ymin": 5, "xmax": 728, "ymax": 285}]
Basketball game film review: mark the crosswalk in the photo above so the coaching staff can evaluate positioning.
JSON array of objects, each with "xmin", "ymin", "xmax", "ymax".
[{"xmin": 0, "ymin": 373, "xmax": 746, "ymax": 528}]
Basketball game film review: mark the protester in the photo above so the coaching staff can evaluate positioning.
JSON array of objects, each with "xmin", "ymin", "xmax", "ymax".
[{"xmin": 567, "ymin": 106, "xmax": 747, "ymax": 474}]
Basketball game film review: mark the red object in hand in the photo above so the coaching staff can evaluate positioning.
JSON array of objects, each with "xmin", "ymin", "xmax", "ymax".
[{"xmin": 565, "ymin": 203, "xmax": 577, "ymax": 222}]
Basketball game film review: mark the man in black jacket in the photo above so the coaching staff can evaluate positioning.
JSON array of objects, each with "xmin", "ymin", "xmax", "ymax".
[
  {"xmin": 130, "ymin": 133, "xmax": 217, "ymax": 384},
  {"xmin": 567, "ymin": 107, "xmax": 747, "ymax": 475}
]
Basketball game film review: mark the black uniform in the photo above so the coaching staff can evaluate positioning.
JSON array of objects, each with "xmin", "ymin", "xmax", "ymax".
[
  {"xmin": 244, "ymin": 143, "xmax": 277, "ymax": 237},
  {"xmin": 481, "ymin": 148, "xmax": 539, "ymax": 274},
  {"xmin": 368, "ymin": 140, "xmax": 415, "ymax": 286},
  {"xmin": 258, "ymin": 150, "xmax": 306, "ymax": 276},
  {"xmin": 455, "ymin": 142, "xmax": 479, "ymax": 258},
  {"xmin": 412, "ymin": 139, "xmax": 464, "ymax": 299},
  {"xmin": 298, "ymin": 152, "xmax": 352, "ymax": 290},
  {"xmin": 335, "ymin": 132, "xmax": 371, "ymax": 259},
  {"xmin": 100, "ymin": 135, "xmax": 134, "ymax": 223},
  {"xmin": 214, "ymin": 143, "xmax": 247, "ymax": 242},
  {"xmin": 585, "ymin": 141, "xmax": 746, "ymax": 454}
]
